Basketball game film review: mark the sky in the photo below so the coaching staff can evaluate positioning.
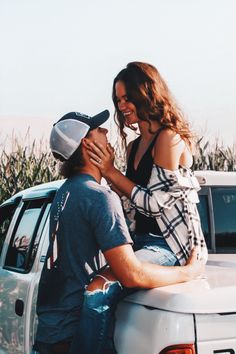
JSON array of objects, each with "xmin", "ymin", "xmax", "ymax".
[{"xmin": 1, "ymin": 0, "xmax": 236, "ymax": 150}]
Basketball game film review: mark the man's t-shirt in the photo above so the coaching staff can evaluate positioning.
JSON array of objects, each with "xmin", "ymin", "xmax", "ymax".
[{"xmin": 36, "ymin": 174, "xmax": 132, "ymax": 344}]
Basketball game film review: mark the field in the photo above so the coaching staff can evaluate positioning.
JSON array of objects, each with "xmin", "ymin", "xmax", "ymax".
[{"xmin": 1, "ymin": 136, "xmax": 236, "ymax": 206}]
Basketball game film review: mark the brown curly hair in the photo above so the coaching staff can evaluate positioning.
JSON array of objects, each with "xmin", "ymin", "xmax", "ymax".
[{"xmin": 112, "ymin": 61, "xmax": 194, "ymax": 148}]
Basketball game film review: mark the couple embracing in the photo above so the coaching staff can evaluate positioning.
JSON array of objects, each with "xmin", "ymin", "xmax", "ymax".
[{"xmin": 35, "ymin": 62, "xmax": 207, "ymax": 354}]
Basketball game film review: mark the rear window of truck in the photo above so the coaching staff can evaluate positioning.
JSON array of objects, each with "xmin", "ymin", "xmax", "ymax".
[{"xmin": 212, "ymin": 187, "xmax": 236, "ymax": 252}]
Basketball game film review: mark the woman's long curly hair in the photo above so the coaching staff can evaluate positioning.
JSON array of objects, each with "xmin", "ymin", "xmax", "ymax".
[{"xmin": 112, "ymin": 61, "xmax": 194, "ymax": 148}]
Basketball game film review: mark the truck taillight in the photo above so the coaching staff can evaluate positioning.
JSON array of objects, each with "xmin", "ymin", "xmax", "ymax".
[{"xmin": 159, "ymin": 344, "xmax": 195, "ymax": 354}]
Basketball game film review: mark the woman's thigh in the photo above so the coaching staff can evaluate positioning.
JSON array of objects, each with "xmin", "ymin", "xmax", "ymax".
[{"xmin": 134, "ymin": 234, "xmax": 179, "ymax": 266}]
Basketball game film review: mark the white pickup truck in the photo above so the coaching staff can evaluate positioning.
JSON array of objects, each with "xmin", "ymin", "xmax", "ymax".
[{"xmin": 0, "ymin": 171, "xmax": 236, "ymax": 354}]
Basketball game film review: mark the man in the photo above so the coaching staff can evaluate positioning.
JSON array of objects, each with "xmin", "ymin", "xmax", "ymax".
[{"xmin": 35, "ymin": 109, "xmax": 204, "ymax": 354}]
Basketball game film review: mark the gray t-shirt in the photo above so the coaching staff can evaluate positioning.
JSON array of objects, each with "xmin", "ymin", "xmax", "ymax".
[{"xmin": 36, "ymin": 174, "xmax": 132, "ymax": 343}]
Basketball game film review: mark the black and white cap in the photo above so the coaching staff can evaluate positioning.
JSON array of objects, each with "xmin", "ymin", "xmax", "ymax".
[{"xmin": 50, "ymin": 110, "xmax": 110, "ymax": 160}]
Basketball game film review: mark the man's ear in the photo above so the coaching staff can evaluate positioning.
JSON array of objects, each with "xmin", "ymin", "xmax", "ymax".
[{"xmin": 81, "ymin": 138, "xmax": 90, "ymax": 149}]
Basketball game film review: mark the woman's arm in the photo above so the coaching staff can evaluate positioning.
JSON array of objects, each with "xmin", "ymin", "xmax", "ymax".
[
  {"xmin": 87, "ymin": 148, "xmax": 170, "ymax": 219},
  {"xmin": 88, "ymin": 141, "xmax": 135, "ymax": 196},
  {"xmin": 87, "ymin": 131, "xmax": 192, "ymax": 217},
  {"xmin": 88, "ymin": 130, "xmax": 184, "ymax": 193}
]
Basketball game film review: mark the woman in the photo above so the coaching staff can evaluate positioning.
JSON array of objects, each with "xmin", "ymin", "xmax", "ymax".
[
  {"xmin": 88, "ymin": 61, "xmax": 208, "ymax": 265},
  {"xmin": 70, "ymin": 62, "xmax": 207, "ymax": 354}
]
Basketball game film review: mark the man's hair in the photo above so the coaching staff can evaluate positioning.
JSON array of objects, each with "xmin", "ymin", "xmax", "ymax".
[{"xmin": 52, "ymin": 137, "xmax": 87, "ymax": 178}]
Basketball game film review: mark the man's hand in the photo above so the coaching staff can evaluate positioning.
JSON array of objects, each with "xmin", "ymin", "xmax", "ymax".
[{"xmin": 185, "ymin": 248, "xmax": 206, "ymax": 280}]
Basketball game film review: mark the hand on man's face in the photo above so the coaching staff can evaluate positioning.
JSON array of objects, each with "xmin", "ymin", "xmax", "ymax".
[{"xmin": 88, "ymin": 127, "xmax": 108, "ymax": 146}]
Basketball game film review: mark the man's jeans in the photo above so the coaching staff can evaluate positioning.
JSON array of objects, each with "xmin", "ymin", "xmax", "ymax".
[
  {"xmin": 69, "ymin": 281, "xmax": 127, "ymax": 354},
  {"xmin": 34, "ymin": 338, "xmax": 72, "ymax": 354},
  {"xmin": 69, "ymin": 234, "xmax": 179, "ymax": 354}
]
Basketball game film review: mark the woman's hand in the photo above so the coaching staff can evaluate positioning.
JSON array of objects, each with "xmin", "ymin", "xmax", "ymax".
[
  {"xmin": 86, "ymin": 140, "xmax": 136, "ymax": 197},
  {"xmin": 86, "ymin": 141, "xmax": 116, "ymax": 177}
]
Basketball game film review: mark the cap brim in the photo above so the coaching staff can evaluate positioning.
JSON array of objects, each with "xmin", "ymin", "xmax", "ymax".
[{"xmin": 89, "ymin": 110, "xmax": 110, "ymax": 129}]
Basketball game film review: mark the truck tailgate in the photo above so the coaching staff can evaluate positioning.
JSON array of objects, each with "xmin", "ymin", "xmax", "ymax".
[{"xmin": 196, "ymin": 313, "xmax": 236, "ymax": 353}]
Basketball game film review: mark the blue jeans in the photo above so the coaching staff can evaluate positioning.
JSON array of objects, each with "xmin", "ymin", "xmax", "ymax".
[
  {"xmin": 69, "ymin": 234, "xmax": 179, "ymax": 354},
  {"xmin": 133, "ymin": 233, "xmax": 180, "ymax": 266},
  {"xmin": 34, "ymin": 338, "xmax": 72, "ymax": 353},
  {"xmin": 69, "ymin": 281, "xmax": 128, "ymax": 354}
]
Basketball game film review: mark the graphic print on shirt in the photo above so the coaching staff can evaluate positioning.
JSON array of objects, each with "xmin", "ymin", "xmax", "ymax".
[{"xmin": 47, "ymin": 191, "xmax": 70, "ymax": 269}]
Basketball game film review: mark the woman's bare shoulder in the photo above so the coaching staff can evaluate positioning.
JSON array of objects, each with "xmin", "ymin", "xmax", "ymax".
[
  {"xmin": 156, "ymin": 128, "xmax": 183, "ymax": 148},
  {"xmin": 153, "ymin": 128, "xmax": 185, "ymax": 170}
]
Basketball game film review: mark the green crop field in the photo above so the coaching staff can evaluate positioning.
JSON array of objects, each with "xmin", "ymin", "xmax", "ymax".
[{"xmin": 1, "ymin": 136, "xmax": 236, "ymax": 206}]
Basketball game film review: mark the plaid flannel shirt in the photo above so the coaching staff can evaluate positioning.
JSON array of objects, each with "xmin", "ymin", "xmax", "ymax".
[{"xmin": 122, "ymin": 165, "xmax": 208, "ymax": 265}]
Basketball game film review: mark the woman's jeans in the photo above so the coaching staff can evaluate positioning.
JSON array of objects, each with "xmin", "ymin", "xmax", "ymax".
[
  {"xmin": 69, "ymin": 234, "xmax": 179, "ymax": 354},
  {"xmin": 133, "ymin": 233, "xmax": 180, "ymax": 266}
]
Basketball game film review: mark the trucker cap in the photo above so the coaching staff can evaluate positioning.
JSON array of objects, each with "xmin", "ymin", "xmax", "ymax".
[{"xmin": 50, "ymin": 110, "xmax": 110, "ymax": 160}]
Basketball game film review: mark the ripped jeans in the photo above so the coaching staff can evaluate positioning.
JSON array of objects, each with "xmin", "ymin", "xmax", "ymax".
[
  {"xmin": 69, "ymin": 279, "xmax": 127, "ymax": 354},
  {"xmin": 133, "ymin": 233, "xmax": 180, "ymax": 266},
  {"xmin": 69, "ymin": 234, "xmax": 179, "ymax": 354}
]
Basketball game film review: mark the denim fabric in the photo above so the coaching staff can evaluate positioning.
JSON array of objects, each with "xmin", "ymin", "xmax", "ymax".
[
  {"xmin": 34, "ymin": 339, "xmax": 72, "ymax": 354},
  {"xmin": 69, "ymin": 281, "xmax": 129, "ymax": 354},
  {"xmin": 34, "ymin": 342, "xmax": 54, "ymax": 354},
  {"xmin": 69, "ymin": 234, "xmax": 179, "ymax": 354},
  {"xmin": 133, "ymin": 233, "xmax": 180, "ymax": 266},
  {"xmin": 36, "ymin": 175, "xmax": 133, "ymax": 346}
]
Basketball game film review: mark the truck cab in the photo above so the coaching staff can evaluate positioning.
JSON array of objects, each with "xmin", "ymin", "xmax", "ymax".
[{"xmin": 0, "ymin": 172, "xmax": 236, "ymax": 354}]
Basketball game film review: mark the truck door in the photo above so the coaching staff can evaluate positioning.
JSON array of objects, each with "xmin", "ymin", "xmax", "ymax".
[{"xmin": 0, "ymin": 189, "xmax": 55, "ymax": 354}]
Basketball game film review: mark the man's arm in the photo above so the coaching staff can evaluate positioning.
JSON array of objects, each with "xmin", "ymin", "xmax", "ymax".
[{"xmin": 103, "ymin": 244, "xmax": 204, "ymax": 289}]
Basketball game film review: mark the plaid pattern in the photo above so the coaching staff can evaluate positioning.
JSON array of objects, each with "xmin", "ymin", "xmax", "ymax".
[{"xmin": 123, "ymin": 165, "xmax": 208, "ymax": 265}]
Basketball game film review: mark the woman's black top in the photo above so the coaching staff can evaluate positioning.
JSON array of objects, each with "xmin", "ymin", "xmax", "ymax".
[{"xmin": 126, "ymin": 133, "xmax": 162, "ymax": 235}]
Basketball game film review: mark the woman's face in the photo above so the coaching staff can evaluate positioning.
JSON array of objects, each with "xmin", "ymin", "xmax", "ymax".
[{"xmin": 115, "ymin": 80, "xmax": 139, "ymax": 125}]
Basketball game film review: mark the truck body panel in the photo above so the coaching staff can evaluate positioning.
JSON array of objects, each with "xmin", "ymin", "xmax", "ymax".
[
  {"xmin": 123, "ymin": 257, "xmax": 236, "ymax": 314},
  {"xmin": 1, "ymin": 171, "xmax": 236, "ymax": 353},
  {"xmin": 114, "ymin": 304, "xmax": 194, "ymax": 354},
  {"xmin": 196, "ymin": 313, "xmax": 236, "ymax": 353}
]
